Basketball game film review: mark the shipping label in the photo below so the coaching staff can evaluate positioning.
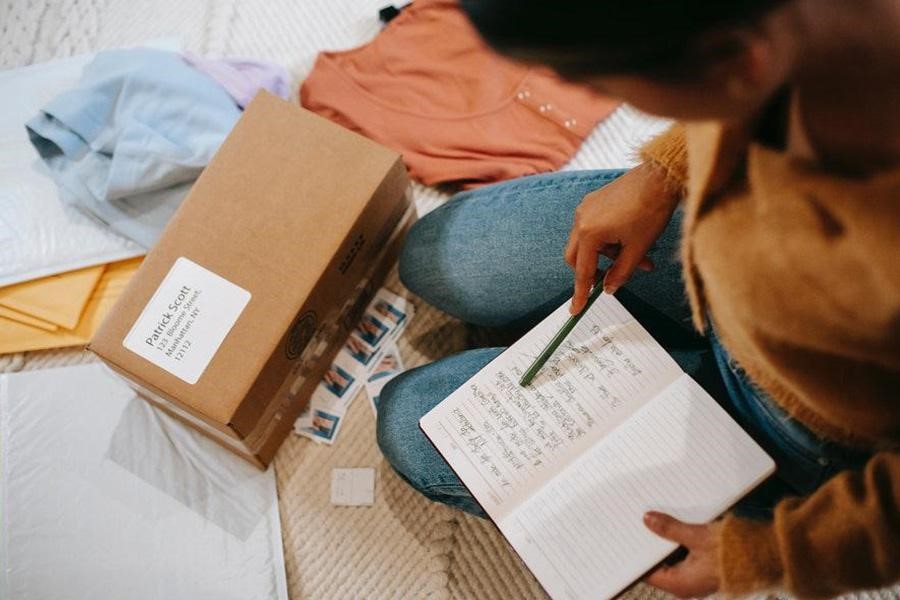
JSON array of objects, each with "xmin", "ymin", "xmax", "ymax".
[{"xmin": 123, "ymin": 257, "xmax": 251, "ymax": 384}]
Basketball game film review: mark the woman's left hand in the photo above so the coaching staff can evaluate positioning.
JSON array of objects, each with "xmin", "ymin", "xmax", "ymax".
[{"xmin": 643, "ymin": 512, "xmax": 722, "ymax": 598}]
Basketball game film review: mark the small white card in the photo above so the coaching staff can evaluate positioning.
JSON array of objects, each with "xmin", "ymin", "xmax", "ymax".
[
  {"xmin": 330, "ymin": 468, "xmax": 375, "ymax": 506},
  {"xmin": 123, "ymin": 257, "xmax": 251, "ymax": 384}
]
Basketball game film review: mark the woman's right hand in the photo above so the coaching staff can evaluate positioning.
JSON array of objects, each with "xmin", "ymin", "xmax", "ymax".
[{"xmin": 565, "ymin": 162, "xmax": 681, "ymax": 314}]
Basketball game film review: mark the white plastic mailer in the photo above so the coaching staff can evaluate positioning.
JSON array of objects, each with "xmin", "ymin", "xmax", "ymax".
[
  {"xmin": 0, "ymin": 364, "xmax": 288, "ymax": 600},
  {"xmin": 0, "ymin": 53, "xmax": 145, "ymax": 286}
]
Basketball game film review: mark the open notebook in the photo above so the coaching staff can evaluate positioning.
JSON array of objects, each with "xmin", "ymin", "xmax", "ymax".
[{"xmin": 420, "ymin": 293, "xmax": 774, "ymax": 600}]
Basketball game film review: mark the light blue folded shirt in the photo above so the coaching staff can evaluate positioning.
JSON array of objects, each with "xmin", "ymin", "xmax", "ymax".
[{"xmin": 26, "ymin": 48, "xmax": 241, "ymax": 248}]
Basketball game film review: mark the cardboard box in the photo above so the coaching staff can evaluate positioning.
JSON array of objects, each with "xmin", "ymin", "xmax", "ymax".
[{"xmin": 90, "ymin": 93, "xmax": 412, "ymax": 467}]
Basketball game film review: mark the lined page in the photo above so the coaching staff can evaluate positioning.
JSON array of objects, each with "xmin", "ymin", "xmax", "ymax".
[
  {"xmin": 501, "ymin": 375, "xmax": 774, "ymax": 600},
  {"xmin": 420, "ymin": 294, "xmax": 683, "ymax": 519}
]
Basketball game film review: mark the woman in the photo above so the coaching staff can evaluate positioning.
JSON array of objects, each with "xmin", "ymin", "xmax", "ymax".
[{"xmin": 376, "ymin": 0, "xmax": 900, "ymax": 597}]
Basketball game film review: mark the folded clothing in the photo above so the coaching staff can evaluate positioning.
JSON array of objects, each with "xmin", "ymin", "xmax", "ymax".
[
  {"xmin": 0, "ymin": 51, "xmax": 144, "ymax": 287},
  {"xmin": 183, "ymin": 51, "xmax": 292, "ymax": 108},
  {"xmin": 26, "ymin": 49, "xmax": 241, "ymax": 248},
  {"xmin": 300, "ymin": 0, "xmax": 619, "ymax": 188}
]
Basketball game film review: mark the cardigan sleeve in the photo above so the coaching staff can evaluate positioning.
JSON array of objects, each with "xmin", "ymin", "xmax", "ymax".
[
  {"xmin": 718, "ymin": 451, "xmax": 900, "ymax": 598},
  {"xmin": 638, "ymin": 123, "xmax": 688, "ymax": 190}
]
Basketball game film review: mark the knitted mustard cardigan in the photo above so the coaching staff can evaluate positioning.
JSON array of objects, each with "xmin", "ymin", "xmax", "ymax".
[{"xmin": 640, "ymin": 123, "xmax": 900, "ymax": 598}]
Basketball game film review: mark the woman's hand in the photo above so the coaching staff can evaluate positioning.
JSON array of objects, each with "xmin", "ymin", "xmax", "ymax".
[
  {"xmin": 643, "ymin": 512, "xmax": 722, "ymax": 598},
  {"xmin": 564, "ymin": 162, "xmax": 680, "ymax": 314}
]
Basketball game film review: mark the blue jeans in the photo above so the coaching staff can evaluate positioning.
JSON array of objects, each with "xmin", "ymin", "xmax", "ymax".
[{"xmin": 377, "ymin": 170, "xmax": 870, "ymax": 519}]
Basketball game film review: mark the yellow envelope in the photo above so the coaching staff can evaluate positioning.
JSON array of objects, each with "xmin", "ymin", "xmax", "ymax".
[
  {"xmin": 0, "ymin": 306, "xmax": 58, "ymax": 331},
  {"xmin": 0, "ymin": 258, "xmax": 142, "ymax": 355},
  {"xmin": 0, "ymin": 264, "xmax": 105, "ymax": 329}
]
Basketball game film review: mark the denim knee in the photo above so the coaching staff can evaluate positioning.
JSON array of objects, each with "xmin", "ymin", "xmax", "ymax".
[
  {"xmin": 376, "ymin": 370, "xmax": 487, "ymax": 517},
  {"xmin": 397, "ymin": 205, "xmax": 475, "ymax": 322},
  {"xmin": 397, "ymin": 214, "xmax": 437, "ymax": 302},
  {"xmin": 375, "ymin": 350, "xmax": 502, "ymax": 518},
  {"xmin": 375, "ymin": 368, "xmax": 464, "ymax": 490},
  {"xmin": 399, "ymin": 170, "xmax": 628, "ymax": 327},
  {"xmin": 375, "ymin": 371, "xmax": 426, "ymax": 485}
]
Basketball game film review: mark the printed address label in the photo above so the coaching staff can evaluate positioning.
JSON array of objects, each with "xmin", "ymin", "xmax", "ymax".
[{"xmin": 123, "ymin": 257, "xmax": 251, "ymax": 384}]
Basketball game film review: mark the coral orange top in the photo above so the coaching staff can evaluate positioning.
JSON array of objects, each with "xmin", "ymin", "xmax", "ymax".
[{"xmin": 300, "ymin": 0, "xmax": 619, "ymax": 188}]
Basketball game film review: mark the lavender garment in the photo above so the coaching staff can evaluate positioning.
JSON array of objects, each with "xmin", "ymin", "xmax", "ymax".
[{"xmin": 183, "ymin": 51, "xmax": 291, "ymax": 108}]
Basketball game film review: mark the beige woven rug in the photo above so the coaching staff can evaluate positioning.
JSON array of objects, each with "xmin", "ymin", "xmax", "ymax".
[{"xmin": 1, "ymin": 1, "xmax": 897, "ymax": 599}]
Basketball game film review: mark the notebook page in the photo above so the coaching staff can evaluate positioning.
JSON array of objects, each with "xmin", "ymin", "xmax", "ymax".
[
  {"xmin": 420, "ymin": 294, "xmax": 683, "ymax": 520},
  {"xmin": 501, "ymin": 375, "xmax": 774, "ymax": 600}
]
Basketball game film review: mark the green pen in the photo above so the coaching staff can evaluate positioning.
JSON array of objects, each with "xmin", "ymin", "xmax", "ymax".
[{"xmin": 519, "ymin": 277, "xmax": 606, "ymax": 387}]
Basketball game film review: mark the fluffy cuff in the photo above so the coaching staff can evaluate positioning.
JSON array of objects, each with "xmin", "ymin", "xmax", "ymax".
[
  {"xmin": 638, "ymin": 124, "xmax": 688, "ymax": 190},
  {"xmin": 718, "ymin": 515, "xmax": 784, "ymax": 597}
]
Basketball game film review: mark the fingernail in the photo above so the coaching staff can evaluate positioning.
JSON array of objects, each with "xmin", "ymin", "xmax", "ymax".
[
  {"xmin": 603, "ymin": 284, "xmax": 618, "ymax": 295},
  {"xmin": 644, "ymin": 512, "xmax": 657, "ymax": 526}
]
